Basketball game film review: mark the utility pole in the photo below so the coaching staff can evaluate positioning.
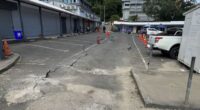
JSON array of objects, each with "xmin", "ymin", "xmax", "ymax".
[
  {"xmin": 104, "ymin": 5, "xmax": 105, "ymax": 23},
  {"xmin": 100, "ymin": 5, "xmax": 101, "ymax": 22}
]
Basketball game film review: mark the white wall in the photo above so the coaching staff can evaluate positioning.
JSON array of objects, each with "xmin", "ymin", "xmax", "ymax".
[{"xmin": 178, "ymin": 7, "xmax": 200, "ymax": 73}]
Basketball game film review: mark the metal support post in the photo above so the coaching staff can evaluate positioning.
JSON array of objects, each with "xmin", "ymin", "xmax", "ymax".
[
  {"xmin": 18, "ymin": 0, "xmax": 25, "ymax": 40},
  {"xmin": 59, "ymin": 12, "xmax": 63, "ymax": 37},
  {"xmin": 39, "ymin": 7, "xmax": 44, "ymax": 38},
  {"xmin": 147, "ymin": 44, "xmax": 153, "ymax": 72},
  {"xmin": 184, "ymin": 57, "xmax": 196, "ymax": 106},
  {"xmin": 70, "ymin": 15, "xmax": 72, "ymax": 34},
  {"xmin": 0, "ymin": 37, "xmax": 3, "ymax": 60},
  {"xmin": 104, "ymin": 5, "xmax": 105, "ymax": 24}
]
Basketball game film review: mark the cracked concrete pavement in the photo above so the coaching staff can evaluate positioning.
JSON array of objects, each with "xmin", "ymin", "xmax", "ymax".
[{"xmin": 0, "ymin": 33, "xmax": 166, "ymax": 110}]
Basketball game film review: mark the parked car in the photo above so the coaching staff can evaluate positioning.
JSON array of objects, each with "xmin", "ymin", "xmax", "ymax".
[
  {"xmin": 146, "ymin": 28, "xmax": 163, "ymax": 35},
  {"xmin": 148, "ymin": 30, "xmax": 182, "ymax": 59}
]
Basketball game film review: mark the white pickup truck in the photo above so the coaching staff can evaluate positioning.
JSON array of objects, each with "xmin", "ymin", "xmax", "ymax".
[
  {"xmin": 148, "ymin": 30, "xmax": 182, "ymax": 59},
  {"xmin": 146, "ymin": 28, "xmax": 163, "ymax": 35}
]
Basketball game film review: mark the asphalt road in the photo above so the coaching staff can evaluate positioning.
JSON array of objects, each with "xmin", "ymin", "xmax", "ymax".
[
  {"xmin": 0, "ymin": 32, "xmax": 180, "ymax": 110},
  {"xmin": 0, "ymin": 33, "xmax": 98, "ymax": 110}
]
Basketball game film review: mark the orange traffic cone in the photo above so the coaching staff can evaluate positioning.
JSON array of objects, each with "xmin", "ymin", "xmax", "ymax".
[
  {"xmin": 106, "ymin": 31, "xmax": 111, "ymax": 39},
  {"xmin": 143, "ymin": 38, "xmax": 148, "ymax": 47},
  {"xmin": 141, "ymin": 34, "xmax": 148, "ymax": 47},
  {"xmin": 139, "ymin": 34, "xmax": 143, "ymax": 42},
  {"xmin": 3, "ymin": 40, "xmax": 13, "ymax": 56},
  {"xmin": 140, "ymin": 34, "xmax": 144, "ymax": 42}
]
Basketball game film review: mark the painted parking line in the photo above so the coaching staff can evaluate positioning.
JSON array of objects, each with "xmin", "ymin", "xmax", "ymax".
[
  {"xmin": 17, "ymin": 62, "xmax": 46, "ymax": 66},
  {"xmin": 47, "ymin": 40, "xmax": 83, "ymax": 46},
  {"xmin": 132, "ymin": 35, "xmax": 148, "ymax": 70},
  {"xmin": 69, "ymin": 43, "xmax": 97, "ymax": 59},
  {"xmin": 27, "ymin": 44, "xmax": 69, "ymax": 53},
  {"xmin": 64, "ymin": 39, "xmax": 93, "ymax": 44}
]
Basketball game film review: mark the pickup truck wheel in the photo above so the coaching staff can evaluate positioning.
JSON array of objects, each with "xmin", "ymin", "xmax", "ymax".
[
  {"xmin": 161, "ymin": 50, "xmax": 169, "ymax": 56},
  {"xmin": 169, "ymin": 46, "xmax": 180, "ymax": 59}
]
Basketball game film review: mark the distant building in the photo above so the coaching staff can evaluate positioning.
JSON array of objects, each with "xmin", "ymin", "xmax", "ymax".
[
  {"xmin": 122, "ymin": 0, "xmax": 152, "ymax": 21},
  {"xmin": 40, "ymin": 0, "xmax": 100, "ymax": 21}
]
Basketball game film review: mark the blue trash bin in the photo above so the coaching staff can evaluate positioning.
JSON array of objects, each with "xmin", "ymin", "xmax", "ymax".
[{"xmin": 14, "ymin": 31, "xmax": 23, "ymax": 40}]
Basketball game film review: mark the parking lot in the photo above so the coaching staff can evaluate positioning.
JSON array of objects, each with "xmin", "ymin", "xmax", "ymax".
[
  {"xmin": 11, "ymin": 34, "xmax": 97, "ymax": 67},
  {"xmin": 133, "ymin": 34, "xmax": 188, "ymax": 73},
  {"xmin": 0, "ymin": 33, "xmax": 99, "ymax": 110},
  {"xmin": 0, "ymin": 32, "xmax": 151, "ymax": 110},
  {"xmin": 0, "ymin": 32, "xmax": 199, "ymax": 110},
  {"xmin": 132, "ymin": 34, "xmax": 200, "ymax": 109}
]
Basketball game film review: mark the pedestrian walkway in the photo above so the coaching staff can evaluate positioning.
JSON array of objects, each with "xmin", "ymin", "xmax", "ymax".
[
  {"xmin": 0, "ymin": 53, "xmax": 20, "ymax": 73},
  {"xmin": 131, "ymin": 34, "xmax": 200, "ymax": 110}
]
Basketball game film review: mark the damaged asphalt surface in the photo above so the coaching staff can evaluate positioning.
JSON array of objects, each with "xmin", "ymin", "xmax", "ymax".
[{"xmin": 0, "ymin": 33, "xmax": 164, "ymax": 110}]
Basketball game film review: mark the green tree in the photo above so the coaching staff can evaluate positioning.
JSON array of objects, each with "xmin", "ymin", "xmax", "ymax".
[
  {"xmin": 143, "ymin": 0, "xmax": 196, "ymax": 21},
  {"xmin": 128, "ymin": 15, "xmax": 138, "ymax": 21},
  {"xmin": 110, "ymin": 15, "xmax": 120, "ymax": 22},
  {"xmin": 87, "ymin": 0, "xmax": 122, "ymax": 22}
]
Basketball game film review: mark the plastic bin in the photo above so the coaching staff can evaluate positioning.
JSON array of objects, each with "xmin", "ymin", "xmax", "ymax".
[{"xmin": 14, "ymin": 31, "xmax": 23, "ymax": 40}]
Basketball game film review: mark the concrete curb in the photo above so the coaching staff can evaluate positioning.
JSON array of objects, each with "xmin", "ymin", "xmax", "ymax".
[
  {"xmin": 0, "ymin": 53, "xmax": 20, "ymax": 74},
  {"xmin": 130, "ymin": 68, "xmax": 199, "ymax": 110}
]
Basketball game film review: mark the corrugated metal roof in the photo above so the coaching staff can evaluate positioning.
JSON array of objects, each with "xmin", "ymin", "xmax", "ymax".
[{"xmin": 183, "ymin": 4, "xmax": 200, "ymax": 15}]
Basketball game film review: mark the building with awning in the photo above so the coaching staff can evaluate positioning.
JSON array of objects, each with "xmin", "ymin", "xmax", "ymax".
[{"xmin": 0, "ymin": 0, "xmax": 100, "ymax": 40}]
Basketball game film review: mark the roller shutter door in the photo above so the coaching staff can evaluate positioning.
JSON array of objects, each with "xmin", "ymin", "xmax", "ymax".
[
  {"xmin": 21, "ymin": 3, "xmax": 41, "ymax": 38},
  {"xmin": 66, "ymin": 16, "xmax": 70, "ymax": 33},
  {"xmin": 42, "ymin": 9, "xmax": 60, "ymax": 36},
  {"xmin": 0, "ymin": 10, "xmax": 13, "ymax": 39},
  {"xmin": 71, "ymin": 17, "xmax": 75, "ymax": 33}
]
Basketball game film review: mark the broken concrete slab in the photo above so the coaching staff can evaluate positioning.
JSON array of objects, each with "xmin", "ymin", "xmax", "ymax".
[{"xmin": 26, "ymin": 92, "xmax": 111, "ymax": 110}]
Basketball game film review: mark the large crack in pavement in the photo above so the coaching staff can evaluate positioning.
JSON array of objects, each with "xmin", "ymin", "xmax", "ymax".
[
  {"xmin": 1, "ymin": 33, "xmax": 161, "ymax": 110},
  {"xmin": 1, "ymin": 42, "xmax": 98, "ymax": 107}
]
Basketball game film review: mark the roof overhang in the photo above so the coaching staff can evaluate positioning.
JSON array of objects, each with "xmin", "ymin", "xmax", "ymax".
[
  {"xmin": 183, "ymin": 4, "xmax": 200, "ymax": 15},
  {"xmin": 7, "ymin": 0, "xmax": 99, "ymax": 22},
  {"xmin": 113, "ymin": 21, "xmax": 184, "ymax": 26},
  {"xmin": 0, "ymin": 0, "xmax": 17, "ymax": 10}
]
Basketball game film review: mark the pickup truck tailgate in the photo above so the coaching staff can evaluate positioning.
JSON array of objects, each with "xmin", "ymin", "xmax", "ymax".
[{"xmin": 155, "ymin": 36, "xmax": 182, "ymax": 51}]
